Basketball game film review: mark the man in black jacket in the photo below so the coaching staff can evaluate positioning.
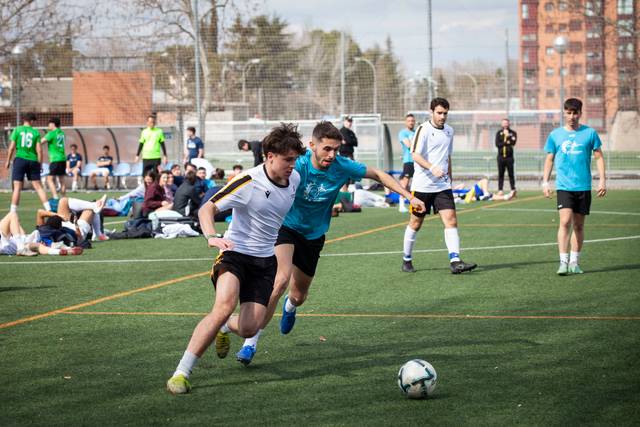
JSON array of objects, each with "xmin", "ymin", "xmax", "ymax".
[
  {"xmin": 238, "ymin": 139, "xmax": 264, "ymax": 166},
  {"xmin": 495, "ymin": 118, "xmax": 517, "ymax": 196},
  {"xmin": 173, "ymin": 171, "xmax": 201, "ymax": 217},
  {"xmin": 339, "ymin": 116, "xmax": 358, "ymax": 159}
]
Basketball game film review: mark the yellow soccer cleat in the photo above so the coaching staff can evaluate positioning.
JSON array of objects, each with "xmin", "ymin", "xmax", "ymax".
[
  {"xmin": 166, "ymin": 374, "xmax": 191, "ymax": 394},
  {"xmin": 215, "ymin": 331, "xmax": 231, "ymax": 359}
]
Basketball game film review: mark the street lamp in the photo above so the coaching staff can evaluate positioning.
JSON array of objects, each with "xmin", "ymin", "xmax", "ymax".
[
  {"xmin": 12, "ymin": 44, "xmax": 25, "ymax": 125},
  {"xmin": 242, "ymin": 58, "xmax": 261, "ymax": 104},
  {"xmin": 354, "ymin": 56, "xmax": 377, "ymax": 114},
  {"xmin": 554, "ymin": 36, "xmax": 568, "ymax": 126},
  {"xmin": 461, "ymin": 73, "xmax": 479, "ymax": 107},
  {"xmin": 221, "ymin": 61, "xmax": 235, "ymax": 105}
]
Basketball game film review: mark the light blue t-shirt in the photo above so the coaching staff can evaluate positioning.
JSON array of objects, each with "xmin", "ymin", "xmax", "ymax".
[
  {"xmin": 544, "ymin": 125, "xmax": 602, "ymax": 191},
  {"xmin": 283, "ymin": 150, "xmax": 367, "ymax": 239},
  {"xmin": 398, "ymin": 128, "xmax": 415, "ymax": 164}
]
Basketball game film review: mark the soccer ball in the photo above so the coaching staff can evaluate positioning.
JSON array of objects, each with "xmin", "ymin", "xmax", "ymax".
[{"xmin": 397, "ymin": 359, "xmax": 437, "ymax": 399}]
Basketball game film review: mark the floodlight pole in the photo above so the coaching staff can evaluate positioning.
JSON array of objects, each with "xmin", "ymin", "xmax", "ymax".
[
  {"xmin": 192, "ymin": 0, "xmax": 203, "ymax": 137},
  {"xmin": 554, "ymin": 36, "xmax": 568, "ymax": 127},
  {"xmin": 12, "ymin": 45, "xmax": 24, "ymax": 125},
  {"xmin": 242, "ymin": 58, "xmax": 261, "ymax": 105},
  {"xmin": 355, "ymin": 57, "xmax": 377, "ymax": 114}
]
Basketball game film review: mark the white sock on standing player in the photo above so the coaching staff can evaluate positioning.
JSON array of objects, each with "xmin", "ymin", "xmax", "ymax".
[
  {"xmin": 284, "ymin": 297, "xmax": 297, "ymax": 313},
  {"xmin": 174, "ymin": 350, "xmax": 199, "ymax": 378},
  {"xmin": 243, "ymin": 329, "xmax": 263, "ymax": 348},
  {"xmin": 403, "ymin": 226, "xmax": 417, "ymax": 261},
  {"xmin": 444, "ymin": 227, "xmax": 461, "ymax": 262},
  {"xmin": 219, "ymin": 322, "xmax": 230, "ymax": 334},
  {"xmin": 559, "ymin": 253, "xmax": 569, "ymax": 264},
  {"xmin": 569, "ymin": 251, "xmax": 580, "ymax": 265}
]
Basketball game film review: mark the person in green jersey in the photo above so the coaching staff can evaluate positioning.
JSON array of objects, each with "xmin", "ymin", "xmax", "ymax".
[
  {"xmin": 134, "ymin": 114, "xmax": 167, "ymax": 174},
  {"xmin": 4, "ymin": 113, "xmax": 51, "ymax": 213},
  {"xmin": 43, "ymin": 117, "xmax": 67, "ymax": 198}
]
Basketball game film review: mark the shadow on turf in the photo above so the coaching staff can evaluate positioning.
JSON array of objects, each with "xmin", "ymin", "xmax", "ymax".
[
  {"xmin": 581, "ymin": 263, "xmax": 640, "ymax": 274},
  {"xmin": 405, "ymin": 260, "xmax": 556, "ymax": 274},
  {"xmin": 0, "ymin": 285, "xmax": 57, "ymax": 293}
]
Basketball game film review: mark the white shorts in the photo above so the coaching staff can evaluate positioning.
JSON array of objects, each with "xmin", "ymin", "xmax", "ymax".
[
  {"xmin": 93, "ymin": 168, "xmax": 111, "ymax": 176},
  {"xmin": 0, "ymin": 233, "xmax": 18, "ymax": 255}
]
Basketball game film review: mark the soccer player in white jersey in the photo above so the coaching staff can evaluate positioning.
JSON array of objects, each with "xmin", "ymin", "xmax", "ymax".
[
  {"xmin": 166, "ymin": 123, "xmax": 305, "ymax": 394},
  {"xmin": 402, "ymin": 98, "xmax": 477, "ymax": 274}
]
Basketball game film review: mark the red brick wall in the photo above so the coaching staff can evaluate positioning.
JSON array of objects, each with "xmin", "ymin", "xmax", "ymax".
[{"xmin": 73, "ymin": 71, "xmax": 152, "ymax": 126}]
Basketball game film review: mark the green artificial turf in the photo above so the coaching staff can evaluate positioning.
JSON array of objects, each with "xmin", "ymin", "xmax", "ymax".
[{"xmin": 1, "ymin": 190, "xmax": 639, "ymax": 426}]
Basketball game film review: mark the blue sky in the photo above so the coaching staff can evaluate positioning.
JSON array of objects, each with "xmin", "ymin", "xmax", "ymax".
[{"xmin": 260, "ymin": 0, "xmax": 520, "ymax": 76}]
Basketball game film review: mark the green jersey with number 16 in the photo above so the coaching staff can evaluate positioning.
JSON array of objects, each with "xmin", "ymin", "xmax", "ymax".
[{"xmin": 10, "ymin": 125, "xmax": 41, "ymax": 162}]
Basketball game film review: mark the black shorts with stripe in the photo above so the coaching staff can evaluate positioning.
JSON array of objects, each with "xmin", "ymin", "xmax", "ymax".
[
  {"xmin": 557, "ymin": 190, "xmax": 591, "ymax": 215},
  {"xmin": 400, "ymin": 162, "xmax": 414, "ymax": 179},
  {"xmin": 275, "ymin": 225, "xmax": 325, "ymax": 277},
  {"xmin": 49, "ymin": 161, "xmax": 67, "ymax": 176},
  {"xmin": 211, "ymin": 250, "xmax": 276, "ymax": 306},
  {"xmin": 410, "ymin": 189, "xmax": 456, "ymax": 217}
]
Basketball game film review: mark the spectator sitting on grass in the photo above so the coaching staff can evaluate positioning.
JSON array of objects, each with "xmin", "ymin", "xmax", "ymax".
[
  {"xmin": 173, "ymin": 170, "xmax": 201, "ymax": 218},
  {"xmin": 171, "ymin": 164, "xmax": 184, "ymax": 187},
  {"xmin": 164, "ymin": 171, "xmax": 176, "ymax": 202},
  {"xmin": 142, "ymin": 170, "xmax": 173, "ymax": 217},
  {"xmin": 227, "ymin": 164, "xmax": 244, "ymax": 182}
]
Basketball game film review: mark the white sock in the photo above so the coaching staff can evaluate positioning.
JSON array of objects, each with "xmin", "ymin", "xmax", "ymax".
[
  {"xmin": 569, "ymin": 251, "xmax": 580, "ymax": 265},
  {"xmin": 560, "ymin": 253, "xmax": 569, "ymax": 264},
  {"xmin": 48, "ymin": 248, "xmax": 61, "ymax": 255},
  {"xmin": 67, "ymin": 198, "xmax": 95, "ymax": 212},
  {"xmin": 10, "ymin": 204, "xmax": 17, "ymax": 213},
  {"xmin": 403, "ymin": 226, "xmax": 417, "ymax": 261},
  {"xmin": 43, "ymin": 201, "xmax": 51, "ymax": 211},
  {"xmin": 285, "ymin": 297, "xmax": 297, "ymax": 313},
  {"xmin": 243, "ymin": 329, "xmax": 263, "ymax": 348},
  {"xmin": 174, "ymin": 350, "xmax": 199, "ymax": 378},
  {"xmin": 444, "ymin": 227, "xmax": 461, "ymax": 262},
  {"xmin": 91, "ymin": 214, "xmax": 102, "ymax": 236},
  {"xmin": 219, "ymin": 322, "xmax": 230, "ymax": 334}
]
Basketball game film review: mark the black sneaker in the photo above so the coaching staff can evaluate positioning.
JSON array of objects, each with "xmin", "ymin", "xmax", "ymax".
[
  {"xmin": 450, "ymin": 260, "xmax": 477, "ymax": 274},
  {"xmin": 402, "ymin": 260, "xmax": 416, "ymax": 273}
]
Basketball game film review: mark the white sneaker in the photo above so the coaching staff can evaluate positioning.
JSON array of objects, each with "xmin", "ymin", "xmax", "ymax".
[{"xmin": 399, "ymin": 205, "xmax": 408, "ymax": 213}]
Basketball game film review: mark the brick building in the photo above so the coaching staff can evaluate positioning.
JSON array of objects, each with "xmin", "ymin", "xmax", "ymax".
[{"xmin": 519, "ymin": 0, "xmax": 638, "ymax": 131}]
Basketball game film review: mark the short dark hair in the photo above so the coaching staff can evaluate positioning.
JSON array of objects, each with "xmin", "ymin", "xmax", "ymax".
[
  {"xmin": 232, "ymin": 164, "xmax": 243, "ymax": 171},
  {"xmin": 102, "ymin": 145, "xmax": 110, "ymax": 150},
  {"xmin": 49, "ymin": 117, "xmax": 61, "ymax": 128},
  {"xmin": 187, "ymin": 126, "xmax": 196, "ymax": 133},
  {"xmin": 45, "ymin": 215, "xmax": 63, "ymax": 229},
  {"xmin": 212, "ymin": 168, "xmax": 225, "ymax": 180},
  {"xmin": 148, "ymin": 114, "xmax": 156, "ymax": 120},
  {"xmin": 344, "ymin": 115, "xmax": 353, "ymax": 122},
  {"xmin": 160, "ymin": 170, "xmax": 171, "ymax": 178},
  {"xmin": 145, "ymin": 169, "xmax": 158, "ymax": 181},
  {"xmin": 237, "ymin": 139, "xmax": 250, "ymax": 150},
  {"xmin": 430, "ymin": 97, "xmax": 450, "ymax": 111},
  {"xmin": 262, "ymin": 123, "xmax": 305, "ymax": 156},
  {"xmin": 312, "ymin": 121, "xmax": 342, "ymax": 142},
  {"xmin": 564, "ymin": 98, "xmax": 582, "ymax": 112},
  {"xmin": 25, "ymin": 113, "xmax": 36, "ymax": 122},
  {"xmin": 197, "ymin": 167, "xmax": 206, "ymax": 172},
  {"xmin": 170, "ymin": 163, "xmax": 181, "ymax": 171},
  {"xmin": 70, "ymin": 144, "xmax": 78, "ymax": 149},
  {"xmin": 405, "ymin": 113, "xmax": 415, "ymax": 119},
  {"xmin": 184, "ymin": 170, "xmax": 196, "ymax": 185},
  {"xmin": 185, "ymin": 162, "xmax": 196, "ymax": 171}
]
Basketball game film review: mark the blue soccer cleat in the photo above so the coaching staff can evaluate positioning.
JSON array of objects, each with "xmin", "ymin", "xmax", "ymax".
[
  {"xmin": 280, "ymin": 296, "xmax": 297, "ymax": 335},
  {"xmin": 236, "ymin": 345, "xmax": 256, "ymax": 366}
]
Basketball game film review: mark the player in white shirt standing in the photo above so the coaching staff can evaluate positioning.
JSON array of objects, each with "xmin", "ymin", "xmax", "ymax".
[
  {"xmin": 401, "ymin": 98, "xmax": 477, "ymax": 274},
  {"xmin": 166, "ymin": 123, "xmax": 305, "ymax": 394}
]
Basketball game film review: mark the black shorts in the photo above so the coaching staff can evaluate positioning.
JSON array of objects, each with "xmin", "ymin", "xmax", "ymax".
[
  {"xmin": 557, "ymin": 190, "xmax": 591, "ymax": 215},
  {"xmin": 211, "ymin": 250, "xmax": 276, "ymax": 306},
  {"xmin": 143, "ymin": 159, "xmax": 161, "ymax": 174},
  {"xmin": 49, "ymin": 161, "xmax": 67, "ymax": 176},
  {"xmin": 400, "ymin": 162, "xmax": 414, "ymax": 179},
  {"xmin": 410, "ymin": 189, "xmax": 456, "ymax": 217},
  {"xmin": 275, "ymin": 226, "xmax": 325, "ymax": 277},
  {"xmin": 12, "ymin": 157, "xmax": 41, "ymax": 182}
]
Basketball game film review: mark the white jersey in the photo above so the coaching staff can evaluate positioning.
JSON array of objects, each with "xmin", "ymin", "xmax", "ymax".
[
  {"xmin": 410, "ymin": 121, "xmax": 454, "ymax": 193},
  {"xmin": 209, "ymin": 164, "xmax": 300, "ymax": 258}
]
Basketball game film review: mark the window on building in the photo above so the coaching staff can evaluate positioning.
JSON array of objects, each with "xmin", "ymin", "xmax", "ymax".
[
  {"xmin": 546, "ymin": 67, "xmax": 554, "ymax": 76},
  {"xmin": 618, "ymin": 0, "xmax": 633, "ymax": 14},
  {"xmin": 568, "ymin": 41, "xmax": 583, "ymax": 53},
  {"xmin": 569, "ymin": 20, "xmax": 582, "ymax": 31},
  {"xmin": 617, "ymin": 19, "xmax": 633, "ymax": 36},
  {"xmin": 559, "ymin": 23, "xmax": 568, "ymax": 32},
  {"xmin": 586, "ymin": 51, "xmax": 602, "ymax": 60},
  {"xmin": 588, "ymin": 86, "xmax": 603, "ymax": 96},
  {"xmin": 586, "ymin": 0, "xmax": 602, "ymax": 15},
  {"xmin": 546, "ymin": 89, "xmax": 555, "ymax": 98},
  {"xmin": 570, "ymin": 64, "xmax": 583, "ymax": 75},
  {"xmin": 546, "ymin": 47, "xmax": 555, "ymax": 55},
  {"xmin": 617, "ymin": 43, "xmax": 635, "ymax": 59},
  {"xmin": 586, "ymin": 73, "xmax": 603, "ymax": 82},
  {"xmin": 619, "ymin": 86, "xmax": 632, "ymax": 96},
  {"xmin": 545, "ymin": 24, "xmax": 555, "ymax": 33},
  {"xmin": 586, "ymin": 30, "xmax": 601, "ymax": 38},
  {"xmin": 523, "ymin": 33, "xmax": 537, "ymax": 41},
  {"xmin": 523, "ymin": 51, "xmax": 530, "ymax": 64},
  {"xmin": 558, "ymin": 1, "xmax": 568, "ymax": 11},
  {"xmin": 522, "ymin": 4, "xmax": 529, "ymax": 19},
  {"xmin": 570, "ymin": 86, "xmax": 583, "ymax": 97},
  {"xmin": 561, "ymin": 67, "xmax": 568, "ymax": 76},
  {"xmin": 545, "ymin": 2, "xmax": 554, "ymax": 12}
]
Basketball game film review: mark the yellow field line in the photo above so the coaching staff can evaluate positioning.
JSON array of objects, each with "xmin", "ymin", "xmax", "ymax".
[
  {"xmin": 0, "ymin": 194, "xmax": 545, "ymax": 330},
  {"xmin": 61, "ymin": 310, "xmax": 640, "ymax": 321}
]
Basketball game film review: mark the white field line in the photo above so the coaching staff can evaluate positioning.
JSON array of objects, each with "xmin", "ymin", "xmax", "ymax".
[
  {"xmin": 1, "ymin": 235, "xmax": 638, "ymax": 265},
  {"xmin": 484, "ymin": 207, "xmax": 640, "ymax": 216}
]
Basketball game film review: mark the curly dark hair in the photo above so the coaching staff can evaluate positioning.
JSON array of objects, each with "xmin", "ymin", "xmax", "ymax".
[
  {"xmin": 312, "ymin": 121, "xmax": 342, "ymax": 142},
  {"xmin": 262, "ymin": 123, "xmax": 305, "ymax": 156}
]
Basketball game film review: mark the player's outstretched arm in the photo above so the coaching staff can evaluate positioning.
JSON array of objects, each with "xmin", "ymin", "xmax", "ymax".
[
  {"xmin": 198, "ymin": 201, "xmax": 234, "ymax": 250},
  {"xmin": 542, "ymin": 153, "xmax": 555, "ymax": 198},
  {"xmin": 593, "ymin": 149, "xmax": 606, "ymax": 197},
  {"xmin": 364, "ymin": 167, "xmax": 425, "ymax": 213}
]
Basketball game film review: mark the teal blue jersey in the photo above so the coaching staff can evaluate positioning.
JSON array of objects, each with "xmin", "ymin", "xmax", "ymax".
[
  {"xmin": 283, "ymin": 150, "xmax": 367, "ymax": 240},
  {"xmin": 398, "ymin": 128, "xmax": 415, "ymax": 164},
  {"xmin": 544, "ymin": 125, "xmax": 602, "ymax": 191}
]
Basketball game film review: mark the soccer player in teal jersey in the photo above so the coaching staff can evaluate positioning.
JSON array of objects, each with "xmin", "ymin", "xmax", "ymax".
[
  {"xmin": 4, "ymin": 113, "xmax": 51, "ymax": 212},
  {"xmin": 43, "ymin": 117, "xmax": 67, "ymax": 198},
  {"xmin": 543, "ymin": 98, "xmax": 606, "ymax": 275},
  {"xmin": 398, "ymin": 113, "xmax": 416, "ymax": 212},
  {"xmin": 216, "ymin": 121, "xmax": 426, "ymax": 366}
]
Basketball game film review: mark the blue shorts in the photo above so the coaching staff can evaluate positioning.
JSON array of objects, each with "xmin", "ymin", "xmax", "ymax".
[{"xmin": 12, "ymin": 157, "xmax": 41, "ymax": 182}]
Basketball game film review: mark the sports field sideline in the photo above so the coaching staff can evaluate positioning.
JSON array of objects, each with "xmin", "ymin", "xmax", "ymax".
[{"xmin": 1, "ymin": 190, "xmax": 639, "ymax": 425}]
